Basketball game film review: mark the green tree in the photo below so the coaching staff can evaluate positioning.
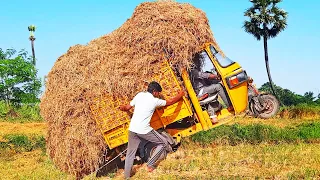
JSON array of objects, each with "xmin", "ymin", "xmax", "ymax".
[
  {"xmin": 244, "ymin": 0, "xmax": 288, "ymax": 98},
  {"xmin": 315, "ymin": 93, "xmax": 320, "ymax": 104},
  {"xmin": 0, "ymin": 48, "xmax": 41, "ymax": 104},
  {"xmin": 304, "ymin": 91, "xmax": 315, "ymax": 103},
  {"xmin": 259, "ymin": 82, "xmax": 296, "ymax": 105},
  {"xmin": 259, "ymin": 82, "xmax": 319, "ymax": 106}
]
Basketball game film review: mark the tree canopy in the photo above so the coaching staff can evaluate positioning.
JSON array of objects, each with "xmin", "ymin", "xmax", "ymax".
[
  {"xmin": 0, "ymin": 48, "xmax": 41, "ymax": 104},
  {"xmin": 259, "ymin": 82, "xmax": 320, "ymax": 106},
  {"xmin": 244, "ymin": 0, "xmax": 288, "ymax": 41}
]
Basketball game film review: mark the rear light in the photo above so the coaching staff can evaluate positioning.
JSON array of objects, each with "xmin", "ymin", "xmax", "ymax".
[{"xmin": 226, "ymin": 70, "xmax": 248, "ymax": 89}]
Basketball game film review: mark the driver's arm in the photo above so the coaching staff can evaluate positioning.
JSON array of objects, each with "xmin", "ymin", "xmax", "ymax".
[
  {"xmin": 194, "ymin": 70, "xmax": 218, "ymax": 80},
  {"xmin": 208, "ymin": 73, "xmax": 218, "ymax": 80}
]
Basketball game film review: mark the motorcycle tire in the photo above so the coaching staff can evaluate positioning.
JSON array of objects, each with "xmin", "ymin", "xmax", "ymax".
[{"xmin": 258, "ymin": 94, "xmax": 280, "ymax": 119}]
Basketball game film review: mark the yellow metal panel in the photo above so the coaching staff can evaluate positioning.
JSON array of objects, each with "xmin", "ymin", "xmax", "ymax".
[
  {"xmin": 181, "ymin": 70, "xmax": 210, "ymax": 130},
  {"xmin": 221, "ymin": 67, "xmax": 248, "ymax": 114},
  {"xmin": 225, "ymin": 82, "xmax": 248, "ymax": 113},
  {"xmin": 150, "ymin": 112, "xmax": 164, "ymax": 130},
  {"xmin": 104, "ymin": 124, "xmax": 129, "ymax": 149},
  {"xmin": 90, "ymin": 96, "xmax": 131, "ymax": 132},
  {"xmin": 216, "ymin": 108, "xmax": 233, "ymax": 120},
  {"xmin": 166, "ymin": 123, "xmax": 203, "ymax": 143}
]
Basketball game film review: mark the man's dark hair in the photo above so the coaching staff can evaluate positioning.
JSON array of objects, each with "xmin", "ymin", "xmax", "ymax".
[
  {"xmin": 147, "ymin": 81, "xmax": 162, "ymax": 93},
  {"xmin": 192, "ymin": 53, "xmax": 203, "ymax": 70}
]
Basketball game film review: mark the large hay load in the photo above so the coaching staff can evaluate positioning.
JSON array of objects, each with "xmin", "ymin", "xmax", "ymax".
[{"xmin": 40, "ymin": 1, "xmax": 222, "ymax": 178}]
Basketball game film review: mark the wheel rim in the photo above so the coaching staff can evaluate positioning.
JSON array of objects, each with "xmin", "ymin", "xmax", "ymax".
[{"xmin": 263, "ymin": 98, "xmax": 275, "ymax": 114}]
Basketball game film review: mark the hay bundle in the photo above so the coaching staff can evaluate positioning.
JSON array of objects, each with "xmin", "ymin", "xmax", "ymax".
[{"xmin": 40, "ymin": 1, "xmax": 222, "ymax": 177}]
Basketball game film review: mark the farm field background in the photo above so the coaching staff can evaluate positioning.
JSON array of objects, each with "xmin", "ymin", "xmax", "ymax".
[{"xmin": 1, "ymin": 115, "xmax": 320, "ymax": 180}]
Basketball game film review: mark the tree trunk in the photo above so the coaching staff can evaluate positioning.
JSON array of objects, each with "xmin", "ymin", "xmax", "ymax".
[
  {"xmin": 263, "ymin": 35, "xmax": 278, "ymax": 99},
  {"xmin": 30, "ymin": 37, "xmax": 36, "ymax": 101},
  {"xmin": 5, "ymin": 88, "xmax": 9, "ymax": 106},
  {"xmin": 3, "ymin": 74, "xmax": 9, "ymax": 106},
  {"xmin": 31, "ymin": 40, "xmax": 36, "ymax": 66}
]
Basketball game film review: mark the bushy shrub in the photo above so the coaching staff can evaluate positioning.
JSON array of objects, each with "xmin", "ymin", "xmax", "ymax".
[
  {"xmin": 279, "ymin": 104, "xmax": 320, "ymax": 119},
  {"xmin": 0, "ymin": 101, "xmax": 10, "ymax": 118},
  {"xmin": 14, "ymin": 103, "xmax": 42, "ymax": 121},
  {"xmin": 0, "ymin": 101, "xmax": 43, "ymax": 122},
  {"xmin": 2, "ymin": 134, "xmax": 45, "ymax": 152}
]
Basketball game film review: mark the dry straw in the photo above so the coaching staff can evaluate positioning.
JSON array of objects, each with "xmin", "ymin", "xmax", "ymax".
[{"xmin": 40, "ymin": 1, "xmax": 222, "ymax": 178}]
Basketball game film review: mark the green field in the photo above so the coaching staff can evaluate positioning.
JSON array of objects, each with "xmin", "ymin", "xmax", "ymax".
[{"xmin": 1, "ymin": 116, "xmax": 320, "ymax": 180}]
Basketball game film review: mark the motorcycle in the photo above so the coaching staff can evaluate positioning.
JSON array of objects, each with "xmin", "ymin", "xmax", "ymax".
[{"xmin": 197, "ymin": 71, "xmax": 280, "ymax": 119}]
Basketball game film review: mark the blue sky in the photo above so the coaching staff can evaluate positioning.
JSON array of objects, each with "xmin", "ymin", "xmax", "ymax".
[{"xmin": 1, "ymin": 0, "xmax": 319, "ymax": 96}]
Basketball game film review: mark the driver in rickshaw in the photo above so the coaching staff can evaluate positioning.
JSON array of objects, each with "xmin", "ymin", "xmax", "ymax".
[{"xmin": 190, "ymin": 52, "xmax": 233, "ymax": 123}]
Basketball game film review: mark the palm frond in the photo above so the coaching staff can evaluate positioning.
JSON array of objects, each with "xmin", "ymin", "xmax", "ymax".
[
  {"xmin": 243, "ymin": 0, "xmax": 287, "ymax": 39},
  {"xmin": 244, "ymin": 21, "xmax": 263, "ymax": 40}
]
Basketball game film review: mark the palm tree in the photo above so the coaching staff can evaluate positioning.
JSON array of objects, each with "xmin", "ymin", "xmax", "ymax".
[
  {"xmin": 28, "ymin": 25, "xmax": 36, "ymax": 66},
  {"xmin": 244, "ymin": 0, "xmax": 288, "ymax": 98},
  {"xmin": 28, "ymin": 25, "xmax": 37, "ymax": 97}
]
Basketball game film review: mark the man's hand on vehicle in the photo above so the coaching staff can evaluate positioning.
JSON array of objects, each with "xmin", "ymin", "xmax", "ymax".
[
  {"xmin": 165, "ymin": 90, "xmax": 185, "ymax": 106},
  {"xmin": 120, "ymin": 104, "xmax": 132, "ymax": 111},
  {"xmin": 209, "ymin": 73, "xmax": 221, "ymax": 80},
  {"xmin": 208, "ymin": 74, "xmax": 217, "ymax": 79},
  {"xmin": 177, "ymin": 90, "xmax": 185, "ymax": 97}
]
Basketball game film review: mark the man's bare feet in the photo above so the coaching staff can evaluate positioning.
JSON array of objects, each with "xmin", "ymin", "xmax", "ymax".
[
  {"xmin": 210, "ymin": 115, "xmax": 218, "ymax": 124},
  {"xmin": 146, "ymin": 165, "xmax": 155, "ymax": 172},
  {"xmin": 227, "ymin": 106, "xmax": 234, "ymax": 112}
]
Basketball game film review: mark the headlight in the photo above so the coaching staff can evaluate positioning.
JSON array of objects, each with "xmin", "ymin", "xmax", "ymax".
[{"xmin": 226, "ymin": 70, "xmax": 248, "ymax": 89}]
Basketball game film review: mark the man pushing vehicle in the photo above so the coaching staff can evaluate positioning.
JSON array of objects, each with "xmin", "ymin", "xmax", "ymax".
[{"xmin": 120, "ymin": 81, "xmax": 184, "ymax": 179}]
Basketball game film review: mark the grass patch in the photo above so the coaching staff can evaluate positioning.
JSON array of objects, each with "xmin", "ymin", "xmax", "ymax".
[
  {"xmin": 0, "ymin": 134, "xmax": 45, "ymax": 152},
  {"xmin": 190, "ymin": 122, "xmax": 320, "ymax": 145},
  {"xmin": 232, "ymin": 116, "xmax": 320, "ymax": 128},
  {"xmin": 0, "ymin": 101, "xmax": 43, "ymax": 122},
  {"xmin": 0, "ymin": 150, "xmax": 73, "ymax": 180},
  {"xmin": 0, "ymin": 117, "xmax": 44, "ymax": 123},
  {"xmin": 279, "ymin": 104, "xmax": 320, "ymax": 119}
]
